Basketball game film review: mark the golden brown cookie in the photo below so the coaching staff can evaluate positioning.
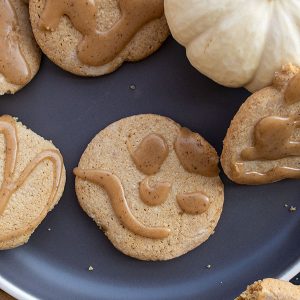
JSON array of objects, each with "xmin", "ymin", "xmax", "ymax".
[
  {"xmin": 0, "ymin": 290, "xmax": 14, "ymax": 300},
  {"xmin": 0, "ymin": 0, "xmax": 41, "ymax": 95},
  {"xmin": 221, "ymin": 64, "xmax": 300, "ymax": 185},
  {"xmin": 236, "ymin": 278, "xmax": 300, "ymax": 300},
  {"xmin": 74, "ymin": 114, "xmax": 224, "ymax": 260},
  {"xmin": 0, "ymin": 115, "xmax": 66, "ymax": 250},
  {"xmin": 29, "ymin": 0, "xmax": 169, "ymax": 76}
]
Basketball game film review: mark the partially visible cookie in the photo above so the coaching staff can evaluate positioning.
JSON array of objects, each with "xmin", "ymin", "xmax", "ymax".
[
  {"xmin": 0, "ymin": 0, "xmax": 41, "ymax": 95},
  {"xmin": 0, "ymin": 290, "xmax": 14, "ymax": 300},
  {"xmin": 0, "ymin": 115, "xmax": 66, "ymax": 250},
  {"xmin": 29, "ymin": 0, "xmax": 169, "ymax": 76},
  {"xmin": 236, "ymin": 278, "xmax": 300, "ymax": 300},
  {"xmin": 221, "ymin": 64, "xmax": 300, "ymax": 185},
  {"xmin": 74, "ymin": 114, "xmax": 224, "ymax": 260}
]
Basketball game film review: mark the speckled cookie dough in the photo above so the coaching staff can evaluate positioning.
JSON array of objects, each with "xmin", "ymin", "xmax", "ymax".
[
  {"xmin": 236, "ymin": 278, "xmax": 300, "ymax": 300},
  {"xmin": 0, "ymin": 115, "xmax": 66, "ymax": 250},
  {"xmin": 29, "ymin": 0, "xmax": 169, "ymax": 76},
  {"xmin": 0, "ymin": 0, "xmax": 41, "ymax": 95},
  {"xmin": 74, "ymin": 114, "xmax": 224, "ymax": 260},
  {"xmin": 222, "ymin": 65, "xmax": 300, "ymax": 185}
]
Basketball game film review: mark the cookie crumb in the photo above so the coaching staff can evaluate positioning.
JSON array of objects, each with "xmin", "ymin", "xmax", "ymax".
[
  {"xmin": 88, "ymin": 266, "xmax": 94, "ymax": 271},
  {"xmin": 289, "ymin": 206, "xmax": 297, "ymax": 212},
  {"xmin": 206, "ymin": 264, "xmax": 211, "ymax": 269},
  {"xmin": 129, "ymin": 84, "xmax": 136, "ymax": 90}
]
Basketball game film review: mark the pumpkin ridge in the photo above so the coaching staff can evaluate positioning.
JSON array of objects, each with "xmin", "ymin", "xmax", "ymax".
[
  {"xmin": 246, "ymin": 2, "xmax": 300, "ymax": 91},
  {"xmin": 245, "ymin": 1, "xmax": 275, "ymax": 90},
  {"xmin": 166, "ymin": 0, "xmax": 300, "ymax": 92},
  {"xmin": 187, "ymin": 1, "xmax": 272, "ymax": 87},
  {"xmin": 165, "ymin": 0, "xmax": 241, "ymax": 45}
]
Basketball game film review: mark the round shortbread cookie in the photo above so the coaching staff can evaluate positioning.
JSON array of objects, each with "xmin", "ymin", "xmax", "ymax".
[
  {"xmin": 221, "ymin": 64, "xmax": 300, "ymax": 185},
  {"xmin": 236, "ymin": 278, "xmax": 300, "ymax": 300},
  {"xmin": 74, "ymin": 114, "xmax": 224, "ymax": 260},
  {"xmin": 0, "ymin": 0, "xmax": 41, "ymax": 95},
  {"xmin": 29, "ymin": 0, "xmax": 169, "ymax": 76},
  {"xmin": 0, "ymin": 115, "xmax": 66, "ymax": 250}
]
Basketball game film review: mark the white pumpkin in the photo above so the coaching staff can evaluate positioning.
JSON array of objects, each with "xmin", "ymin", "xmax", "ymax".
[{"xmin": 165, "ymin": 0, "xmax": 300, "ymax": 92}]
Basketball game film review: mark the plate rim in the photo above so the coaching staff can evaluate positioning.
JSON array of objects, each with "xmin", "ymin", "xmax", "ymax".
[
  {"xmin": 0, "ymin": 275, "xmax": 36, "ymax": 300},
  {"xmin": 1, "ymin": 259, "xmax": 299, "ymax": 299},
  {"xmin": 279, "ymin": 259, "xmax": 300, "ymax": 281}
]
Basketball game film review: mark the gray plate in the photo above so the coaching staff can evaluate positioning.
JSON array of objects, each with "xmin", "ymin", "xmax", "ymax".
[{"xmin": 0, "ymin": 38, "xmax": 299, "ymax": 300}]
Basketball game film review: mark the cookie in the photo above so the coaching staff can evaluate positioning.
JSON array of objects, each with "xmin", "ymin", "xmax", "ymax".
[
  {"xmin": 0, "ymin": 115, "xmax": 66, "ymax": 250},
  {"xmin": 74, "ymin": 114, "xmax": 224, "ymax": 260},
  {"xmin": 221, "ymin": 64, "xmax": 300, "ymax": 185},
  {"xmin": 236, "ymin": 278, "xmax": 300, "ymax": 300},
  {"xmin": 0, "ymin": 290, "xmax": 14, "ymax": 300},
  {"xmin": 0, "ymin": 0, "xmax": 41, "ymax": 95},
  {"xmin": 29, "ymin": 0, "xmax": 169, "ymax": 76}
]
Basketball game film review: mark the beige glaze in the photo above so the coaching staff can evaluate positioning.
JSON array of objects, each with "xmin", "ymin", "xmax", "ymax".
[
  {"xmin": 176, "ymin": 192, "xmax": 210, "ymax": 215},
  {"xmin": 129, "ymin": 133, "xmax": 168, "ymax": 175},
  {"xmin": 139, "ymin": 177, "xmax": 171, "ymax": 206},
  {"xmin": 231, "ymin": 162, "xmax": 300, "ymax": 185},
  {"xmin": 0, "ymin": 115, "xmax": 63, "ymax": 242},
  {"xmin": 40, "ymin": 0, "xmax": 164, "ymax": 66},
  {"xmin": 74, "ymin": 168, "xmax": 170, "ymax": 239},
  {"xmin": 0, "ymin": 0, "xmax": 30, "ymax": 85},
  {"xmin": 175, "ymin": 127, "xmax": 219, "ymax": 177},
  {"xmin": 241, "ymin": 115, "xmax": 300, "ymax": 161},
  {"xmin": 285, "ymin": 72, "xmax": 300, "ymax": 104}
]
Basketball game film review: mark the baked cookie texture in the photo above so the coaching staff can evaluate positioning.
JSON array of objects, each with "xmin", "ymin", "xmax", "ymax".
[
  {"xmin": 221, "ymin": 64, "xmax": 300, "ymax": 185},
  {"xmin": 74, "ymin": 114, "xmax": 224, "ymax": 260},
  {"xmin": 29, "ymin": 0, "xmax": 169, "ymax": 76},
  {"xmin": 0, "ymin": 116, "xmax": 66, "ymax": 250},
  {"xmin": 0, "ymin": 290, "xmax": 14, "ymax": 300},
  {"xmin": 236, "ymin": 278, "xmax": 300, "ymax": 300},
  {"xmin": 0, "ymin": 0, "xmax": 41, "ymax": 95}
]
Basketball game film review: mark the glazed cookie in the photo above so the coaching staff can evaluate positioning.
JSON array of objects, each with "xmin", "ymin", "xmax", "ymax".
[
  {"xmin": 0, "ymin": 115, "xmax": 66, "ymax": 250},
  {"xmin": 221, "ymin": 64, "xmax": 300, "ymax": 185},
  {"xmin": 29, "ymin": 0, "xmax": 169, "ymax": 76},
  {"xmin": 74, "ymin": 114, "xmax": 224, "ymax": 260},
  {"xmin": 236, "ymin": 278, "xmax": 300, "ymax": 300},
  {"xmin": 0, "ymin": 0, "xmax": 41, "ymax": 95}
]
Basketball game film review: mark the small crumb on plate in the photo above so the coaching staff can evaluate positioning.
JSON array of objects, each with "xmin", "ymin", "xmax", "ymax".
[
  {"xmin": 129, "ymin": 84, "xmax": 136, "ymax": 90},
  {"xmin": 88, "ymin": 266, "xmax": 94, "ymax": 271}
]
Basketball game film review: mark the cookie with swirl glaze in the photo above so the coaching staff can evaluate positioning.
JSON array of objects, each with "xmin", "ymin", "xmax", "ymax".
[
  {"xmin": 0, "ymin": 0, "xmax": 41, "ymax": 95},
  {"xmin": 0, "ymin": 115, "xmax": 66, "ymax": 250},
  {"xmin": 236, "ymin": 278, "xmax": 300, "ymax": 300},
  {"xmin": 221, "ymin": 64, "xmax": 300, "ymax": 185},
  {"xmin": 29, "ymin": 0, "xmax": 169, "ymax": 76},
  {"xmin": 74, "ymin": 114, "xmax": 224, "ymax": 260}
]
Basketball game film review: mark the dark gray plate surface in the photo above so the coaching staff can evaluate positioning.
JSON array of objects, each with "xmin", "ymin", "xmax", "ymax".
[{"xmin": 0, "ymin": 38, "xmax": 299, "ymax": 300}]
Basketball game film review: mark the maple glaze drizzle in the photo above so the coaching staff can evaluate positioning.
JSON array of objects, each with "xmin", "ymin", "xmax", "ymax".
[
  {"xmin": 241, "ymin": 115, "xmax": 300, "ymax": 161},
  {"xmin": 234, "ymin": 114, "xmax": 300, "ymax": 184},
  {"xmin": 129, "ymin": 133, "xmax": 169, "ymax": 175},
  {"xmin": 139, "ymin": 177, "xmax": 171, "ymax": 206},
  {"xmin": 285, "ymin": 72, "xmax": 300, "ymax": 104},
  {"xmin": 40, "ymin": 0, "xmax": 164, "ymax": 66},
  {"xmin": 74, "ymin": 168, "xmax": 170, "ymax": 239},
  {"xmin": 231, "ymin": 162, "xmax": 300, "ymax": 185},
  {"xmin": 0, "ymin": 115, "xmax": 63, "ymax": 242},
  {"xmin": 175, "ymin": 127, "xmax": 219, "ymax": 177},
  {"xmin": 0, "ymin": 0, "xmax": 30, "ymax": 85},
  {"xmin": 177, "ymin": 192, "xmax": 210, "ymax": 215}
]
